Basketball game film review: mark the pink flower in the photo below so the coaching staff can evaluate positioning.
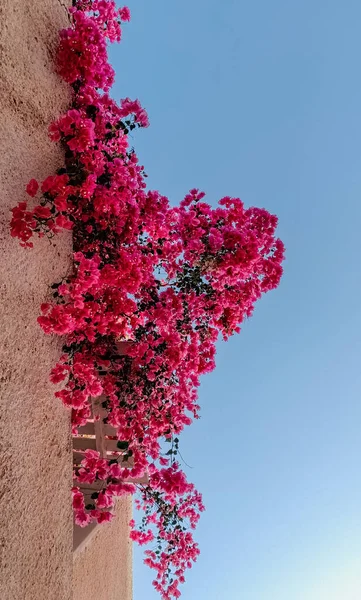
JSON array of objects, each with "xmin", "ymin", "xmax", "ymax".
[
  {"xmin": 26, "ymin": 179, "xmax": 39, "ymax": 197},
  {"xmin": 10, "ymin": 2, "xmax": 285, "ymax": 596},
  {"xmin": 96, "ymin": 490, "xmax": 113, "ymax": 509},
  {"xmin": 72, "ymin": 488, "xmax": 85, "ymax": 510},
  {"xmin": 75, "ymin": 509, "xmax": 91, "ymax": 528},
  {"xmin": 34, "ymin": 205, "xmax": 52, "ymax": 219},
  {"xmin": 119, "ymin": 6, "xmax": 131, "ymax": 21},
  {"xmin": 55, "ymin": 214, "xmax": 73, "ymax": 230},
  {"xmin": 97, "ymin": 511, "xmax": 114, "ymax": 524},
  {"xmin": 50, "ymin": 362, "xmax": 70, "ymax": 384},
  {"xmin": 48, "ymin": 122, "xmax": 61, "ymax": 142},
  {"xmin": 80, "ymin": 175, "xmax": 97, "ymax": 198}
]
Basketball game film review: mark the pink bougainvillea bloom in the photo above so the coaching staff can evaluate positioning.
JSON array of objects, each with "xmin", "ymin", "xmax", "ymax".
[
  {"xmin": 119, "ymin": 6, "xmax": 131, "ymax": 21},
  {"xmin": 10, "ymin": 1, "xmax": 285, "ymax": 597},
  {"xmin": 26, "ymin": 179, "xmax": 39, "ymax": 197},
  {"xmin": 75, "ymin": 509, "xmax": 91, "ymax": 528},
  {"xmin": 34, "ymin": 205, "xmax": 52, "ymax": 219},
  {"xmin": 97, "ymin": 511, "xmax": 114, "ymax": 524},
  {"xmin": 55, "ymin": 214, "xmax": 73, "ymax": 230}
]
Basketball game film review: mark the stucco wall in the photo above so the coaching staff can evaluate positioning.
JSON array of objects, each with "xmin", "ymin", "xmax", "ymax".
[
  {"xmin": 0, "ymin": 3, "xmax": 133, "ymax": 600},
  {"xmin": 73, "ymin": 497, "xmax": 133, "ymax": 600},
  {"xmin": 0, "ymin": 1, "xmax": 73, "ymax": 599}
]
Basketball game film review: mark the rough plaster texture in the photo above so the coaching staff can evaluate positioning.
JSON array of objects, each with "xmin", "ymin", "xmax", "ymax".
[
  {"xmin": 0, "ymin": 1, "xmax": 73, "ymax": 599},
  {"xmin": 73, "ymin": 497, "xmax": 133, "ymax": 600},
  {"xmin": 0, "ymin": 3, "xmax": 133, "ymax": 599}
]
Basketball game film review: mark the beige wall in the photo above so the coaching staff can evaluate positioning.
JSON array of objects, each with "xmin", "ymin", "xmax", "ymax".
[
  {"xmin": 73, "ymin": 497, "xmax": 133, "ymax": 600},
  {"xmin": 0, "ymin": 1, "xmax": 73, "ymax": 599},
  {"xmin": 0, "ymin": 3, "xmax": 133, "ymax": 600}
]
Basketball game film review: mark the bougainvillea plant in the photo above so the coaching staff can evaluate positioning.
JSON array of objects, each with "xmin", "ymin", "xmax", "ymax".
[{"xmin": 10, "ymin": 1, "xmax": 285, "ymax": 598}]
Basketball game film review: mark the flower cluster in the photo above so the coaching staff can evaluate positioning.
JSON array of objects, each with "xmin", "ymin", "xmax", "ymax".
[{"xmin": 10, "ymin": 1, "xmax": 284, "ymax": 598}]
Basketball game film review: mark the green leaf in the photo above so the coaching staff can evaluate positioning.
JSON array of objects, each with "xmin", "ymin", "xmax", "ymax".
[{"xmin": 117, "ymin": 440, "xmax": 129, "ymax": 450}]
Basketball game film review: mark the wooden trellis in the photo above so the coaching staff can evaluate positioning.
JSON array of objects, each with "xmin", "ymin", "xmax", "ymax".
[
  {"xmin": 72, "ymin": 341, "xmax": 148, "ymax": 503},
  {"xmin": 73, "ymin": 395, "xmax": 126, "ymax": 465}
]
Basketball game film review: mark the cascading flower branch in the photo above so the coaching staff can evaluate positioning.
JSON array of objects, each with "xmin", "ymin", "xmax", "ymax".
[{"xmin": 10, "ymin": 1, "xmax": 285, "ymax": 598}]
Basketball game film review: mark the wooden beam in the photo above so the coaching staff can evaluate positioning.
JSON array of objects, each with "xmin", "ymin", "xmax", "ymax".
[{"xmin": 73, "ymin": 437, "xmax": 97, "ymax": 451}]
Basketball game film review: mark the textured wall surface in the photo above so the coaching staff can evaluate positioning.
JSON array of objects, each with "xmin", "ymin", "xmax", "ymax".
[
  {"xmin": 73, "ymin": 497, "xmax": 133, "ymax": 600},
  {"xmin": 0, "ymin": 1, "xmax": 73, "ymax": 599},
  {"xmin": 0, "ymin": 3, "xmax": 133, "ymax": 600}
]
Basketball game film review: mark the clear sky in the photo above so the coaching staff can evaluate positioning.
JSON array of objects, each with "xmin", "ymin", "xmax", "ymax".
[{"xmin": 109, "ymin": 1, "xmax": 361, "ymax": 598}]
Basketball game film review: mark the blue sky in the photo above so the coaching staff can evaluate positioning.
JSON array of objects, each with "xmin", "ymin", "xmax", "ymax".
[{"xmin": 110, "ymin": 1, "xmax": 361, "ymax": 598}]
